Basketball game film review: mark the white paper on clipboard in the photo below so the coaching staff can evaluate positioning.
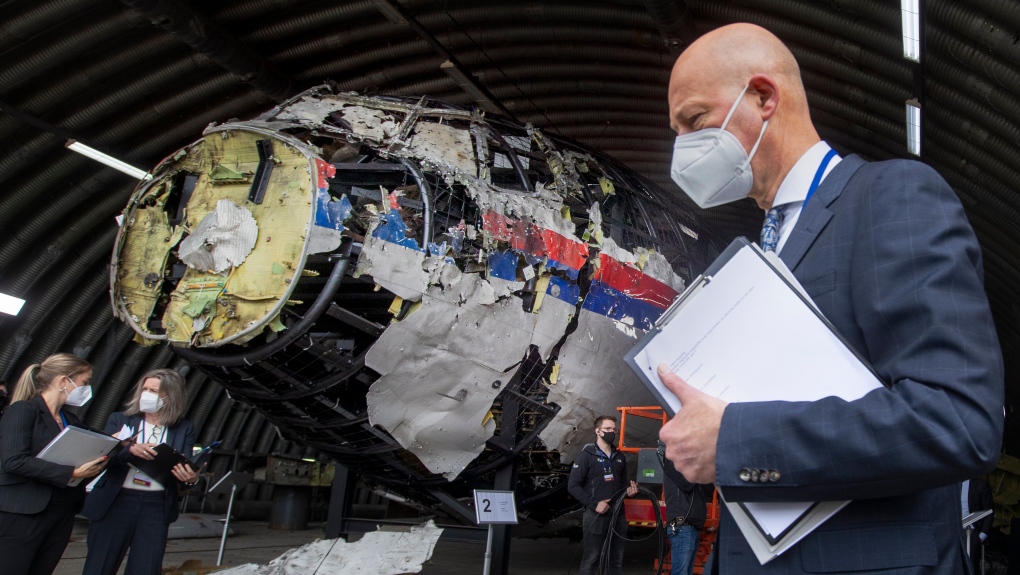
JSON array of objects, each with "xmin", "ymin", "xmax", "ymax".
[{"xmin": 624, "ymin": 239, "xmax": 884, "ymax": 562}]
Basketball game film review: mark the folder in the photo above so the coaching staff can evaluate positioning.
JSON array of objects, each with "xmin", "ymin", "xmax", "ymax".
[
  {"xmin": 36, "ymin": 425, "xmax": 121, "ymax": 487},
  {"xmin": 624, "ymin": 237, "xmax": 886, "ymax": 563}
]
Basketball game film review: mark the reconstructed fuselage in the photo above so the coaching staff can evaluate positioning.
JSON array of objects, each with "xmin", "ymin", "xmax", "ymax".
[{"xmin": 111, "ymin": 86, "xmax": 721, "ymax": 521}]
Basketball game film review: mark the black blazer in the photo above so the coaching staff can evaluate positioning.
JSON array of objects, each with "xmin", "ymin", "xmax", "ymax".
[
  {"xmin": 0, "ymin": 394, "xmax": 86, "ymax": 514},
  {"xmin": 81, "ymin": 412, "xmax": 196, "ymax": 525}
]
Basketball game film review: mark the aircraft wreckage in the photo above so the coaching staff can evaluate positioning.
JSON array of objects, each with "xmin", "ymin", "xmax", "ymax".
[{"xmin": 110, "ymin": 86, "xmax": 722, "ymax": 522}]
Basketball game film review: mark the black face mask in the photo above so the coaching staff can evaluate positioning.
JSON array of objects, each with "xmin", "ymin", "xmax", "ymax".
[{"xmin": 600, "ymin": 431, "xmax": 617, "ymax": 446}]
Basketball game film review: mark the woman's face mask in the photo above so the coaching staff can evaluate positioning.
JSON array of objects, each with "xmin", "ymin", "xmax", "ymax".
[
  {"xmin": 139, "ymin": 390, "xmax": 165, "ymax": 413},
  {"xmin": 62, "ymin": 375, "xmax": 92, "ymax": 407}
]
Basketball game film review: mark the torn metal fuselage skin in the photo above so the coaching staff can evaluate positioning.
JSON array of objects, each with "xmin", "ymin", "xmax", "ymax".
[{"xmin": 109, "ymin": 86, "xmax": 722, "ymax": 523}]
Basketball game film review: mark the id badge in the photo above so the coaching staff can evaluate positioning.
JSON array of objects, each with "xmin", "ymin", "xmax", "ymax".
[
  {"xmin": 131, "ymin": 469, "xmax": 154, "ymax": 487},
  {"xmin": 603, "ymin": 474, "xmax": 614, "ymax": 482}
]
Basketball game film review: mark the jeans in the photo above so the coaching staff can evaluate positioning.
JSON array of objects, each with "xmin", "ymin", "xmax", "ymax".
[{"xmin": 667, "ymin": 523, "xmax": 699, "ymax": 575}]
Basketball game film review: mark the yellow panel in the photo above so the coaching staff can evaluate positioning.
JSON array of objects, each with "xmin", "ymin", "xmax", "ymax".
[
  {"xmin": 116, "ymin": 194, "xmax": 172, "ymax": 328},
  {"xmin": 114, "ymin": 129, "xmax": 316, "ymax": 347}
]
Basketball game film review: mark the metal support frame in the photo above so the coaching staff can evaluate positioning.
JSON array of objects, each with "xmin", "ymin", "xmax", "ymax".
[
  {"xmin": 490, "ymin": 385, "xmax": 522, "ymax": 575},
  {"xmin": 117, "ymin": 0, "xmax": 295, "ymax": 101},
  {"xmin": 325, "ymin": 463, "xmax": 355, "ymax": 538},
  {"xmin": 368, "ymin": 0, "xmax": 514, "ymax": 119}
]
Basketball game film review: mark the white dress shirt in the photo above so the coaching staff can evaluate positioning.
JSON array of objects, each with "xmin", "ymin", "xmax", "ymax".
[
  {"xmin": 122, "ymin": 421, "xmax": 167, "ymax": 491},
  {"xmin": 772, "ymin": 141, "xmax": 842, "ymax": 254}
]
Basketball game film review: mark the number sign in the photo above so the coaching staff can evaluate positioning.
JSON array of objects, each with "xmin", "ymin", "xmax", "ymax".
[{"xmin": 473, "ymin": 490, "xmax": 518, "ymax": 525}]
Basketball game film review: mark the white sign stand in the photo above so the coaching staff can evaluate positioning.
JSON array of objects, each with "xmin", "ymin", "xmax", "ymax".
[
  {"xmin": 210, "ymin": 471, "xmax": 254, "ymax": 566},
  {"xmin": 473, "ymin": 490, "xmax": 518, "ymax": 575}
]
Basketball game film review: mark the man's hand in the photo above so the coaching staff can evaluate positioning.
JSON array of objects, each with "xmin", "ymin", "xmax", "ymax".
[
  {"xmin": 658, "ymin": 364, "xmax": 728, "ymax": 484},
  {"xmin": 626, "ymin": 480, "xmax": 638, "ymax": 497},
  {"xmin": 595, "ymin": 500, "xmax": 610, "ymax": 514},
  {"xmin": 129, "ymin": 442, "xmax": 159, "ymax": 460}
]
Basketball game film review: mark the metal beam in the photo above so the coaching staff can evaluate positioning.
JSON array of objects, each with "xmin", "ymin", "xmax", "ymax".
[
  {"xmin": 369, "ymin": 0, "xmax": 514, "ymax": 118},
  {"xmin": 118, "ymin": 0, "xmax": 296, "ymax": 102},
  {"xmin": 639, "ymin": 0, "xmax": 693, "ymax": 56}
]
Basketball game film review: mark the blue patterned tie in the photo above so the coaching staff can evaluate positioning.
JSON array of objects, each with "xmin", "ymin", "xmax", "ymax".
[{"xmin": 760, "ymin": 205, "xmax": 785, "ymax": 253}]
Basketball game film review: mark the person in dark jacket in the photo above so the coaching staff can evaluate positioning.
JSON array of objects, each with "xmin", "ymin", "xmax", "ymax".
[
  {"xmin": 567, "ymin": 415, "xmax": 638, "ymax": 575},
  {"xmin": 658, "ymin": 440, "xmax": 711, "ymax": 575},
  {"xmin": 82, "ymin": 368, "xmax": 199, "ymax": 575},
  {"xmin": 0, "ymin": 353, "xmax": 108, "ymax": 575}
]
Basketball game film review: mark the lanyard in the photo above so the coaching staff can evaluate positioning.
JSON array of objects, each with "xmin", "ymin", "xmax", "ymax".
[
  {"xmin": 802, "ymin": 148, "xmax": 839, "ymax": 209},
  {"xmin": 58, "ymin": 411, "xmax": 67, "ymax": 428},
  {"xmin": 595, "ymin": 446, "xmax": 614, "ymax": 476}
]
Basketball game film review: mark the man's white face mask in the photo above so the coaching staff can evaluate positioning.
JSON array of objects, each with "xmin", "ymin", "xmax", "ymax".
[{"xmin": 670, "ymin": 82, "xmax": 769, "ymax": 209}]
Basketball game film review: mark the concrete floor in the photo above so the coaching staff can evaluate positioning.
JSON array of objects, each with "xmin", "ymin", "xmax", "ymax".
[{"xmin": 55, "ymin": 519, "xmax": 664, "ymax": 575}]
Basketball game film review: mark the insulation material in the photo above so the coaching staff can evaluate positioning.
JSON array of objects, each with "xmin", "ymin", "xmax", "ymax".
[
  {"xmin": 366, "ymin": 266, "xmax": 574, "ymax": 479},
  {"xmin": 273, "ymin": 95, "xmax": 347, "ymax": 122},
  {"xmin": 178, "ymin": 200, "xmax": 259, "ymax": 274},
  {"xmin": 216, "ymin": 521, "xmax": 442, "ymax": 575},
  {"xmin": 405, "ymin": 121, "xmax": 477, "ymax": 175},
  {"xmin": 271, "ymin": 96, "xmax": 402, "ymax": 143},
  {"xmin": 339, "ymin": 105, "xmax": 399, "ymax": 140}
]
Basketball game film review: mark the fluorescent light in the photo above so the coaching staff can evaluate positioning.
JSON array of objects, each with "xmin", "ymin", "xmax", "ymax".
[
  {"xmin": 0, "ymin": 292, "xmax": 26, "ymax": 316},
  {"xmin": 901, "ymin": 0, "xmax": 921, "ymax": 62},
  {"xmin": 906, "ymin": 99, "xmax": 921, "ymax": 156},
  {"xmin": 65, "ymin": 140, "xmax": 153, "ymax": 181}
]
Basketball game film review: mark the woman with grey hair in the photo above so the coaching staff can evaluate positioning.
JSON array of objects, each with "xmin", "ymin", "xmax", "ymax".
[{"xmin": 81, "ymin": 368, "xmax": 199, "ymax": 575}]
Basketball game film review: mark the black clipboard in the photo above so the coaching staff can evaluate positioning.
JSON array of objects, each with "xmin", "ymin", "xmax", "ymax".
[{"xmin": 130, "ymin": 444, "xmax": 200, "ymax": 486}]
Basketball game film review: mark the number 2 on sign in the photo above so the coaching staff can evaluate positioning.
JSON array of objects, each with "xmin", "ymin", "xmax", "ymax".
[{"xmin": 483, "ymin": 499, "xmax": 491, "ymax": 513}]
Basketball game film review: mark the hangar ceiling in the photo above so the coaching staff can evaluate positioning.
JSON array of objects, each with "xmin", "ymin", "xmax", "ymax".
[{"xmin": 1, "ymin": 0, "xmax": 1019, "ymax": 458}]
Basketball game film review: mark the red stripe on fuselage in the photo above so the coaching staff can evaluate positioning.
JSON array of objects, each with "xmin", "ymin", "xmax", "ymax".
[{"xmin": 593, "ymin": 253, "xmax": 677, "ymax": 309}]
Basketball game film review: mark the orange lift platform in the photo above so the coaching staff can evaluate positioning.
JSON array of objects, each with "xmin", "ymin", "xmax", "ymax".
[{"xmin": 616, "ymin": 406, "xmax": 720, "ymax": 575}]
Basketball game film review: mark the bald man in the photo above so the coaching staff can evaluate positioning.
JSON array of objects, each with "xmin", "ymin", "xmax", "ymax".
[{"xmin": 657, "ymin": 24, "xmax": 1003, "ymax": 574}]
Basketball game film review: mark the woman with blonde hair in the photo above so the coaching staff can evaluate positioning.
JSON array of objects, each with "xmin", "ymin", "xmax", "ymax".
[
  {"xmin": 0, "ymin": 353, "xmax": 108, "ymax": 575},
  {"xmin": 82, "ymin": 368, "xmax": 198, "ymax": 575}
]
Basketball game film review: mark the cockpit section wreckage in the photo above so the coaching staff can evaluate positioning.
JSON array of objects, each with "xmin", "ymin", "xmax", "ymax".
[{"xmin": 110, "ymin": 86, "xmax": 722, "ymax": 523}]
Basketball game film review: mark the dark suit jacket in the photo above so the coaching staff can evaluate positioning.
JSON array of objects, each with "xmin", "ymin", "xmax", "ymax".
[
  {"xmin": 0, "ymin": 394, "xmax": 86, "ymax": 514},
  {"xmin": 81, "ymin": 412, "xmax": 195, "ymax": 525},
  {"xmin": 712, "ymin": 156, "xmax": 1004, "ymax": 573}
]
